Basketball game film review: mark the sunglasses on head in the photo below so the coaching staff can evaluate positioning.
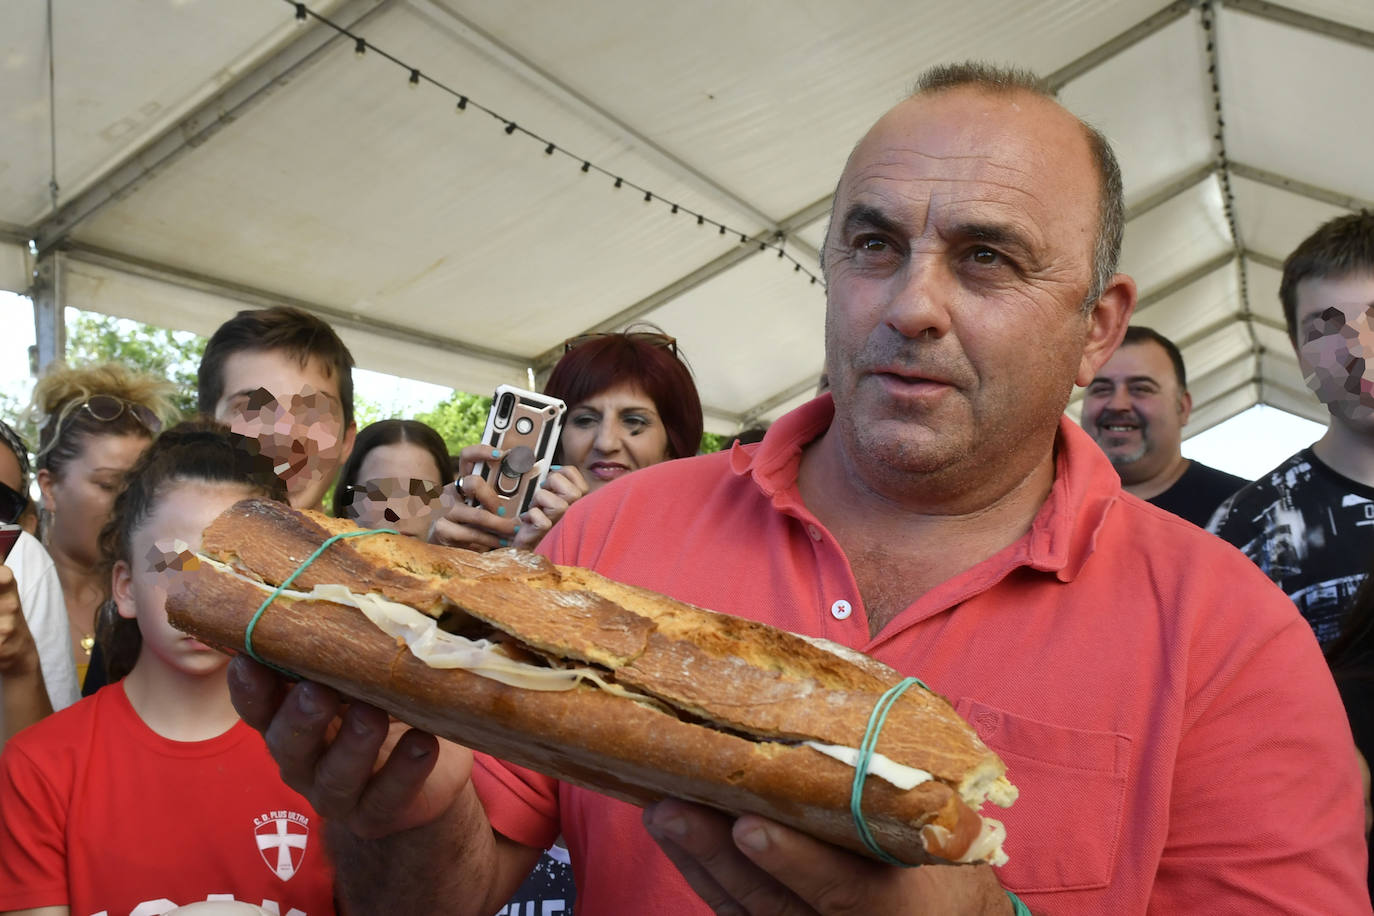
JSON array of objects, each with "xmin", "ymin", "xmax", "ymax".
[
  {"xmin": 80, "ymin": 395, "xmax": 162, "ymax": 435},
  {"xmin": 0, "ymin": 481, "xmax": 28, "ymax": 526},
  {"xmin": 564, "ymin": 331, "xmax": 677, "ymax": 356}
]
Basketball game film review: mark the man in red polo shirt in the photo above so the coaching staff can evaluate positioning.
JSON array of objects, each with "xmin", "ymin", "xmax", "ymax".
[{"xmin": 227, "ymin": 62, "xmax": 1370, "ymax": 914}]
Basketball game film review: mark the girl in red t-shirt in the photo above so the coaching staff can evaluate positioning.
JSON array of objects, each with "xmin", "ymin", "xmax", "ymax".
[{"xmin": 0, "ymin": 421, "xmax": 336, "ymax": 916}]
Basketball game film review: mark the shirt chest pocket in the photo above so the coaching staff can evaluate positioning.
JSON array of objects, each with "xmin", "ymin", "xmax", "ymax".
[{"xmin": 956, "ymin": 698, "xmax": 1131, "ymax": 894}]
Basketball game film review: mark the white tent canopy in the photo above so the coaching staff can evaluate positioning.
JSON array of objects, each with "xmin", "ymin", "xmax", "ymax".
[{"xmin": 4, "ymin": 0, "xmax": 1372, "ymax": 434}]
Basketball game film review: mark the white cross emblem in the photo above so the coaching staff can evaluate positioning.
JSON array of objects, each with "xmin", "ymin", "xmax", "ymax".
[{"xmin": 255, "ymin": 816, "xmax": 309, "ymax": 881}]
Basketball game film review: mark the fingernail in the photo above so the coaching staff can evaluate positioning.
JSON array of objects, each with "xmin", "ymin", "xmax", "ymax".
[
  {"xmin": 349, "ymin": 713, "xmax": 377, "ymax": 738},
  {"xmin": 491, "ymin": 449, "xmax": 501, "ymax": 458},
  {"xmin": 295, "ymin": 683, "xmax": 322, "ymax": 717},
  {"xmin": 550, "ymin": 465, "xmax": 562, "ymax": 470},
  {"xmin": 736, "ymin": 825, "xmax": 769, "ymax": 852},
  {"xmin": 406, "ymin": 741, "xmax": 432, "ymax": 761},
  {"xmin": 499, "ymin": 538, "xmax": 509, "ymax": 547},
  {"xmin": 497, "ymin": 507, "xmax": 506, "ymax": 517},
  {"xmin": 653, "ymin": 814, "xmax": 687, "ymax": 839},
  {"xmin": 513, "ymin": 523, "xmax": 521, "ymax": 532}
]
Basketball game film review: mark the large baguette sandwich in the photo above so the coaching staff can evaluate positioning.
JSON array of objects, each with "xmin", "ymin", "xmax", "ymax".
[{"xmin": 164, "ymin": 498, "xmax": 1017, "ymax": 866}]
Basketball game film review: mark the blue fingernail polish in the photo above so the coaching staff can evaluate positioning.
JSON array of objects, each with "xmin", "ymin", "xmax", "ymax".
[
  {"xmin": 497, "ymin": 507, "xmax": 506, "ymax": 517},
  {"xmin": 499, "ymin": 538, "xmax": 509, "ymax": 547},
  {"xmin": 491, "ymin": 449, "xmax": 501, "ymax": 458},
  {"xmin": 551, "ymin": 465, "xmax": 562, "ymax": 470},
  {"xmin": 513, "ymin": 523, "xmax": 521, "ymax": 532}
]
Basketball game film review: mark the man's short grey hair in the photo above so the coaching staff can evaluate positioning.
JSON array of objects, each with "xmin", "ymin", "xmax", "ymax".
[{"xmin": 825, "ymin": 61, "xmax": 1125, "ymax": 314}]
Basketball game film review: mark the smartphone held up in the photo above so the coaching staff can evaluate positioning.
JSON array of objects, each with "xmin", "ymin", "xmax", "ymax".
[{"xmin": 469, "ymin": 386, "xmax": 566, "ymax": 517}]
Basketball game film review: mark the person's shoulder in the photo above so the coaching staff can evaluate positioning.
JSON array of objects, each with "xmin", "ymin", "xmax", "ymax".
[
  {"xmin": 2, "ymin": 689, "xmax": 106, "ymax": 762},
  {"xmin": 1187, "ymin": 460, "xmax": 1249, "ymax": 490},
  {"xmin": 6, "ymin": 529, "xmax": 56, "ymax": 574},
  {"xmin": 1204, "ymin": 450, "xmax": 1307, "ymax": 533},
  {"xmin": 575, "ymin": 449, "xmax": 738, "ymax": 513}
]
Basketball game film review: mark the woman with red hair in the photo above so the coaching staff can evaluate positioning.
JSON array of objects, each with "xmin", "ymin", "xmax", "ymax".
[{"xmin": 433, "ymin": 328, "xmax": 703, "ymax": 552}]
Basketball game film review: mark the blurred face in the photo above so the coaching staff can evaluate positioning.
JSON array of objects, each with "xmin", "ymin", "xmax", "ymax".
[
  {"xmin": 0, "ymin": 446, "xmax": 36, "ymax": 535},
  {"xmin": 38, "ymin": 433, "xmax": 151, "ymax": 566},
  {"xmin": 560, "ymin": 384, "xmax": 670, "ymax": 493},
  {"xmin": 1082, "ymin": 341, "xmax": 1190, "ymax": 484},
  {"xmin": 341, "ymin": 441, "xmax": 453, "ymax": 539},
  {"xmin": 112, "ymin": 480, "xmax": 256, "ymax": 679},
  {"xmin": 1294, "ymin": 272, "xmax": 1374, "ymax": 431},
  {"xmin": 822, "ymin": 87, "xmax": 1128, "ymax": 493},
  {"xmin": 213, "ymin": 350, "xmax": 355, "ymax": 512}
]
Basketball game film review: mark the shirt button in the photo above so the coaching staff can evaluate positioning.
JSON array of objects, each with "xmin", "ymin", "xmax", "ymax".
[
  {"xmin": 830, "ymin": 599, "xmax": 852, "ymax": 620},
  {"xmin": 807, "ymin": 524, "xmax": 822, "ymax": 541}
]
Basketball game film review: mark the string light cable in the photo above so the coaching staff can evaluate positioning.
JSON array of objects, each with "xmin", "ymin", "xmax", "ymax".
[{"xmin": 282, "ymin": 0, "xmax": 822, "ymax": 286}]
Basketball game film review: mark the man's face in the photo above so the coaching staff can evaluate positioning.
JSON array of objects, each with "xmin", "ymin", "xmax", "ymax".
[
  {"xmin": 212, "ymin": 349, "xmax": 355, "ymax": 511},
  {"xmin": 1294, "ymin": 272, "xmax": 1374, "ymax": 431},
  {"xmin": 822, "ymin": 88, "xmax": 1129, "ymax": 494},
  {"xmin": 1082, "ymin": 341, "xmax": 1190, "ymax": 483}
]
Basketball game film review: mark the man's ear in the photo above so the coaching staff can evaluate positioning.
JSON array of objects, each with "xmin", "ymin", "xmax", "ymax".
[
  {"xmin": 1179, "ymin": 390, "xmax": 1194, "ymax": 426},
  {"xmin": 35, "ymin": 468, "xmax": 56, "ymax": 513},
  {"xmin": 112, "ymin": 560, "xmax": 136, "ymax": 621},
  {"xmin": 1076, "ymin": 273, "xmax": 1138, "ymax": 388}
]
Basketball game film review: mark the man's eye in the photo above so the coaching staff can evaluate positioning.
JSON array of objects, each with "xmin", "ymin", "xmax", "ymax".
[
  {"xmin": 855, "ymin": 236, "xmax": 889, "ymax": 252},
  {"xmin": 970, "ymin": 247, "xmax": 1000, "ymax": 265}
]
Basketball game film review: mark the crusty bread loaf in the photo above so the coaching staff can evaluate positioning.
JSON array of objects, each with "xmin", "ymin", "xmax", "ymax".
[{"xmin": 167, "ymin": 498, "xmax": 1016, "ymax": 865}]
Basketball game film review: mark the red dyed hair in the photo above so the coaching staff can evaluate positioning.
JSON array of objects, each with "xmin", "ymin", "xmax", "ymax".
[{"xmin": 545, "ymin": 333, "xmax": 703, "ymax": 460}]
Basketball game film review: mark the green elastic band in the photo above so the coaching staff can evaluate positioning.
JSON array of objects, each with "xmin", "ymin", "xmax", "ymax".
[
  {"xmin": 243, "ymin": 527, "xmax": 398, "ymax": 672},
  {"xmin": 849, "ymin": 674, "xmax": 928, "ymax": 866},
  {"xmin": 1006, "ymin": 890, "xmax": 1032, "ymax": 915}
]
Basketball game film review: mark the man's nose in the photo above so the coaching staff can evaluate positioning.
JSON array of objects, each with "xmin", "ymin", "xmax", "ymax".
[
  {"xmin": 1107, "ymin": 385, "xmax": 1132, "ymax": 411},
  {"xmin": 883, "ymin": 254, "xmax": 953, "ymax": 340}
]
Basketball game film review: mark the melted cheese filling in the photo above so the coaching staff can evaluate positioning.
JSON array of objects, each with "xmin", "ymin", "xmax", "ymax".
[{"xmin": 804, "ymin": 741, "xmax": 933, "ymax": 791}]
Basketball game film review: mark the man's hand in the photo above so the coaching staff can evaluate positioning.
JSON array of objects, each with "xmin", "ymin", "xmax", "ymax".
[
  {"xmin": 228, "ymin": 654, "xmax": 471, "ymax": 839},
  {"xmin": 643, "ymin": 800, "xmax": 1012, "ymax": 915}
]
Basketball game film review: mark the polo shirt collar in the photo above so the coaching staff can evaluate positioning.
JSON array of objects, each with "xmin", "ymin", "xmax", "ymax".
[{"xmin": 731, "ymin": 395, "xmax": 1121, "ymax": 582}]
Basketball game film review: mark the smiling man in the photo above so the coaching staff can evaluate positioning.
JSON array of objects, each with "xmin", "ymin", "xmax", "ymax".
[
  {"xmin": 1209, "ymin": 211, "xmax": 1374, "ymax": 647},
  {"xmin": 1083, "ymin": 326, "xmax": 1247, "ymax": 525},
  {"xmin": 227, "ymin": 64, "xmax": 1369, "ymax": 915}
]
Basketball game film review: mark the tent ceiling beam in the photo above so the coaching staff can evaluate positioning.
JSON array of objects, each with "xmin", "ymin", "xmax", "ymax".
[
  {"xmin": 1245, "ymin": 249, "xmax": 1284, "ymax": 271},
  {"xmin": 529, "ymin": 193, "xmax": 832, "ymax": 374},
  {"xmin": 1221, "ymin": 0, "xmax": 1374, "ymax": 50},
  {"xmin": 1044, "ymin": 0, "xmax": 1196, "ymax": 91},
  {"xmin": 1229, "ymin": 161, "xmax": 1374, "ymax": 212},
  {"xmin": 29, "ymin": 0, "xmax": 395, "ymax": 255},
  {"xmin": 1125, "ymin": 163, "xmax": 1217, "ymax": 221},
  {"xmin": 0, "ymin": 222, "xmax": 29, "ymax": 246},
  {"xmin": 1174, "ymin": 312, "xmax": 1284, "ymax": 353},
  {"xmin": 416, "ymin": 0, "xmax": 782, "ymax": 233},
  {"xmin": 740, "ymin": 371, "xmax": 825, "ymax": 429},
  {"xmin": 60, "ymin": 242, "xmax": 532, "ymax": 372},
  {"xmin": 1135, "ymin": 250, "xmax": 1235, "ymax": 314}
]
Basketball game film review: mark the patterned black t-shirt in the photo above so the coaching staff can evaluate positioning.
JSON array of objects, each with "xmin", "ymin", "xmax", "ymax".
[{"xmin": 1207, "ymin": 448, "xmax": 1374, "ymax": 646}]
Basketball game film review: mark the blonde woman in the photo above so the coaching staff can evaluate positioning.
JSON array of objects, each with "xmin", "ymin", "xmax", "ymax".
[{"xmin": 30, "ymin": 363, "xmax": 175, "ymax": 689}]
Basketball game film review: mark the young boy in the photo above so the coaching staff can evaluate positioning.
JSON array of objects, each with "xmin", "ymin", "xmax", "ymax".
[
  {"xmin": 198, "ymin": 306, "xmax": 357, "ymax": 513},
  {"xmin": 1209, "ymin": 211, "xmax": 1374, "ymax": 646}
]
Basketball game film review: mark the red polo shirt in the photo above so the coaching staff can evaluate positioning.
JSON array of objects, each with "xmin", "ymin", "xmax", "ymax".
[{"xmin": 473, "ymin": 396, "xmax": 1369, "ymax": 915}]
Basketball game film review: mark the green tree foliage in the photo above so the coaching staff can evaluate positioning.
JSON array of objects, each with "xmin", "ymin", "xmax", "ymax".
[
  {"xmin": 413, "ymin": 390, "xmax": 494, "ymax": 455},
  {"xmin": 63, "ymin": 311, "xmax": 206, "ymax": 418}
]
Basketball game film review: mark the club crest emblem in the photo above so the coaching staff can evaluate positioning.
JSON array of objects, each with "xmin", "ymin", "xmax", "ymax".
[{"xmin": 253, "ymin": 810, "xmax": 310, "ymax": 881}]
